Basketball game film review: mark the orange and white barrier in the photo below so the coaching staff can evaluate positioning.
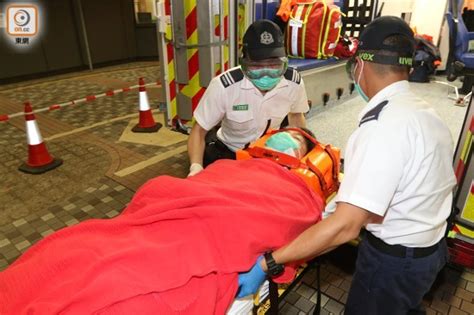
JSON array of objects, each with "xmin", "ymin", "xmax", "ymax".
[
  {"xmin": 18, "ymin": 102, "xmax": 62, "ymax": 174},
  {"xmin": 132, "ymin": 78, "xmax": 162, "ymax": 133},
  {"xmin": 0, "ymin": 80, "xmax": 161, "ymax": 122}
]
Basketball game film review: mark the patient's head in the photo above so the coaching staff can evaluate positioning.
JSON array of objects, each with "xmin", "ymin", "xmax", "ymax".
[{"xmin": 265, "ymin": 127, "xmax": 316, "ymax": 159}]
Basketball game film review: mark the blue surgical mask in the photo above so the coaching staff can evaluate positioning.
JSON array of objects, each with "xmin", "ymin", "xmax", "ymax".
[
  {"xmin": 265, "ymin": 132, "xmax": 299, "ymax": 156},
  {"xmin": 353, "ymin": 61, "xmax": 369, "ymax": 102},
  {"xmin": 249, "ymin": 75, "xmax": 282, "ymax": 91}
]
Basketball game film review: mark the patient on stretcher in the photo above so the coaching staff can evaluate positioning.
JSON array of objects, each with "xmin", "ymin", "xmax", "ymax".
[
  {"xmin": 0, "ymin": 128, "xmax": 339, "ymax": 315},
  {"xmin": 264, "ymin": 127, "xmax": 315, "ymax": 158}
]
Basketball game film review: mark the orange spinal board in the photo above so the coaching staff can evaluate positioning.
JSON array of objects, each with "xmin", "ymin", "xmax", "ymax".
[{"xmin": 236, "ymin": 128, "xmax": 340, "ymax": 204}]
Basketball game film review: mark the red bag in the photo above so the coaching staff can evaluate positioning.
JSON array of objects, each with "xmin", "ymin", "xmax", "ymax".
[
  {"xmin": 333, "ymin": 35, "xmax": 359, "ymax": 59},
  {"xmin": 320, "ymin": 3, "xmax": 343, "ymax": 58},
  {"xmin": 286, "ymin": 0, "xmax": 342, "ymax": 59}
]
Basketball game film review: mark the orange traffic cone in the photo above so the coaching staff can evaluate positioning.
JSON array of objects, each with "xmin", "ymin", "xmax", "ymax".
[
  {"xmin": 18, "ymin": 102, "xmax": 62, "ymax": 174},
  {"xmin": 132, "ymin": 78, "xmax": 162, "ymax": 133}
]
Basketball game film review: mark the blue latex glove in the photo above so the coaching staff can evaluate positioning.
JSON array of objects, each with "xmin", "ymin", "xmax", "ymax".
[{"xmin": 236, "ymin": 256, "xmax": 267, "ymax": 298}]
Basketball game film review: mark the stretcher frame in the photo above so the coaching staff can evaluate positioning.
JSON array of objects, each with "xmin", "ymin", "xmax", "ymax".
[
  {"xmin": 264, "ymin": 258, "xmax": 323, "ymax": 315},
  {"xmin": 255, "ymin": 223, "xmax": 361, "ymax": 315},
  {"xmin": 251, "ymin": 177, "xmax": 362, "ymax": 314},
  {"xmin": 254, "ymin": 194, "xmax": 342, "ymax": 315}
]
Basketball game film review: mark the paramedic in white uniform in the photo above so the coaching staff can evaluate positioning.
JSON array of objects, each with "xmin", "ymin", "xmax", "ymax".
[
  {"xmin": 236, "ymin": 16, "xmax": 456, "ymax": 315},
  {"xmin": 187, "ymin": 19, "xmax": 309, "ymax": 176}
]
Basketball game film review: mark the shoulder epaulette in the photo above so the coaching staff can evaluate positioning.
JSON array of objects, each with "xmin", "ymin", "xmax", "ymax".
[
  {"xmin": 220, "ymin": 68, "xmax": 244, "ymax": 88},
  {"xmin": 359, "ymin": 100, "xmax": 389, "ymax": 126},
  {"xmin": 284, "ymin": 67, "xmax": 301, "ymax": 84}
]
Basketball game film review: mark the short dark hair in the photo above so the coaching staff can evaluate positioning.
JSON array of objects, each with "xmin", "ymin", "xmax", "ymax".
[
  {"xmin": 299, "ymin": 127, "xmax": 316, "ymax": 153},
  {"xmin": 366, "ymin": 35, "xmax": 413, "ymax": 76}
]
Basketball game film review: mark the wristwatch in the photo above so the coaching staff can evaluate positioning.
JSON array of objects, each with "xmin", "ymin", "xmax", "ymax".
[{"xmin": 264, "ymin": 252, "xmax": 284, "ymax": 277}]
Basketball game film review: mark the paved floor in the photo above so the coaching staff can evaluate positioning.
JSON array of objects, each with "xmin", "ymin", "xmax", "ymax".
[{"xmin": 0, "ymin": 62, "xmax": 473, "ymax": 314}]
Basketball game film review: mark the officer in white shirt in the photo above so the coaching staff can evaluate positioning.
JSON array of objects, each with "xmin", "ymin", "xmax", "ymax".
[
  {"xmin": 187, "ymin": 19, "xmax": 308, "ymax": 176},
  {"xmin": 236, "ymin": 16, "xmax": 456, "ymax": 315}
]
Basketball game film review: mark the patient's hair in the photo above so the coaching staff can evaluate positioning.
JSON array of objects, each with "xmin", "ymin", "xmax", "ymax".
[
  {"xmin": 299, "ymin": 127, "xmax": 316, "ymax": 153},
  {"xmin": 283, "ymin": 126, "xmax": 316, "ymax": 154}
]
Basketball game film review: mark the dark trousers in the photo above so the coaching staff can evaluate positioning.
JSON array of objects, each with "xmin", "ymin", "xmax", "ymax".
[
  {"xmin": 203, "ymin": 128, "xmax": 236, "ymax": 167},
  {"xmin": 345, "ymin": 234, "xmax": 448, "ymax": 315}
]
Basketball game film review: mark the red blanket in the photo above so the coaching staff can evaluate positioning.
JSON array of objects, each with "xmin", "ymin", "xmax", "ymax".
[{"xmin": 0, "ymin": 159, "xmax": 323, "ymax": 315}]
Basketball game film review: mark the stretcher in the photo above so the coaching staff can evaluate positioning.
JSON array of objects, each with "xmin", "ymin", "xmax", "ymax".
[
  {"xmin": 1, "ymin": 158, "xmax": 325, "ymax": 315},
  {"xmin": 229, "ymin": 128, "xmax": 343, "ymax": 315},
  {"xmin": 227, "ymin": 199, "xmax": 339, "ymax": 315},
  {"xmin": 253, "ymin": 199, "xmax": 362, "ymax": 315}
]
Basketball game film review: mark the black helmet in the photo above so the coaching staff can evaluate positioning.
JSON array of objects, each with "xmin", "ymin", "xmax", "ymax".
[{"xmin": 242, "ymin": 19, "xmax": 286, "ymax": 60}]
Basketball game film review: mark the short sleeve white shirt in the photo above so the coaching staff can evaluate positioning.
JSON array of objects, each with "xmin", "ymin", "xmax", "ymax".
[
  {"xmin": 336, "ymin": 81, "xmax": 456, "ymax": 247},
  {"xmin": 193, "ymin": 66, "xmax": 309, "ymax": 151}
]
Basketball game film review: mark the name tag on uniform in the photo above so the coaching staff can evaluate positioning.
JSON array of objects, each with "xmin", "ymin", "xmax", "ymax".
[{"xmin": 232, "ymin": 104, "xmax": 249, "ymax": 111}]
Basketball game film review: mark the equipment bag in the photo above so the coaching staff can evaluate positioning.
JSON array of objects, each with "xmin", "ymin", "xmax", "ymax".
[
  {"xmin": 408, "ymin": 35, "xmax": 441, "ymax": 83},
  {"xmin": 333, "ymin": 35, "xmax": 358, "ymax": 59},
  {"xmin": 320, "ymin": 4, "xmax": 343, "ymax": 58},
  {"xmin": 286, "ymin": 0, "xmax": 342, "ymax": 59}
]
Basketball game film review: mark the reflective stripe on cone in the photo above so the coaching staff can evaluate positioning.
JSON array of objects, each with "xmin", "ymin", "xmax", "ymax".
[
  {"xmin": 19, "ymin": 102, "xmax": 62, "ymax": 174},
  {"xmin": 132, "ymin": 78, "xmax": 162, "ymax": 133}
]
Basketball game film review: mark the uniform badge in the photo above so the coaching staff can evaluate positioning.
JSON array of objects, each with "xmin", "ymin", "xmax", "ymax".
[
  {"xmin": 232, "ymin": 104, "xmax": 249, "ymax": 111},
  {"xmin": 260, "ymin": 31, "xmax": 274, "ymax": 45}
]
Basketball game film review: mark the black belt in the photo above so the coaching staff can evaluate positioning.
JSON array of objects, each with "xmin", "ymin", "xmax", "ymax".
[{"xmin": 366, "ymin": 232, "xmax": 440, "ymax": 258}]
